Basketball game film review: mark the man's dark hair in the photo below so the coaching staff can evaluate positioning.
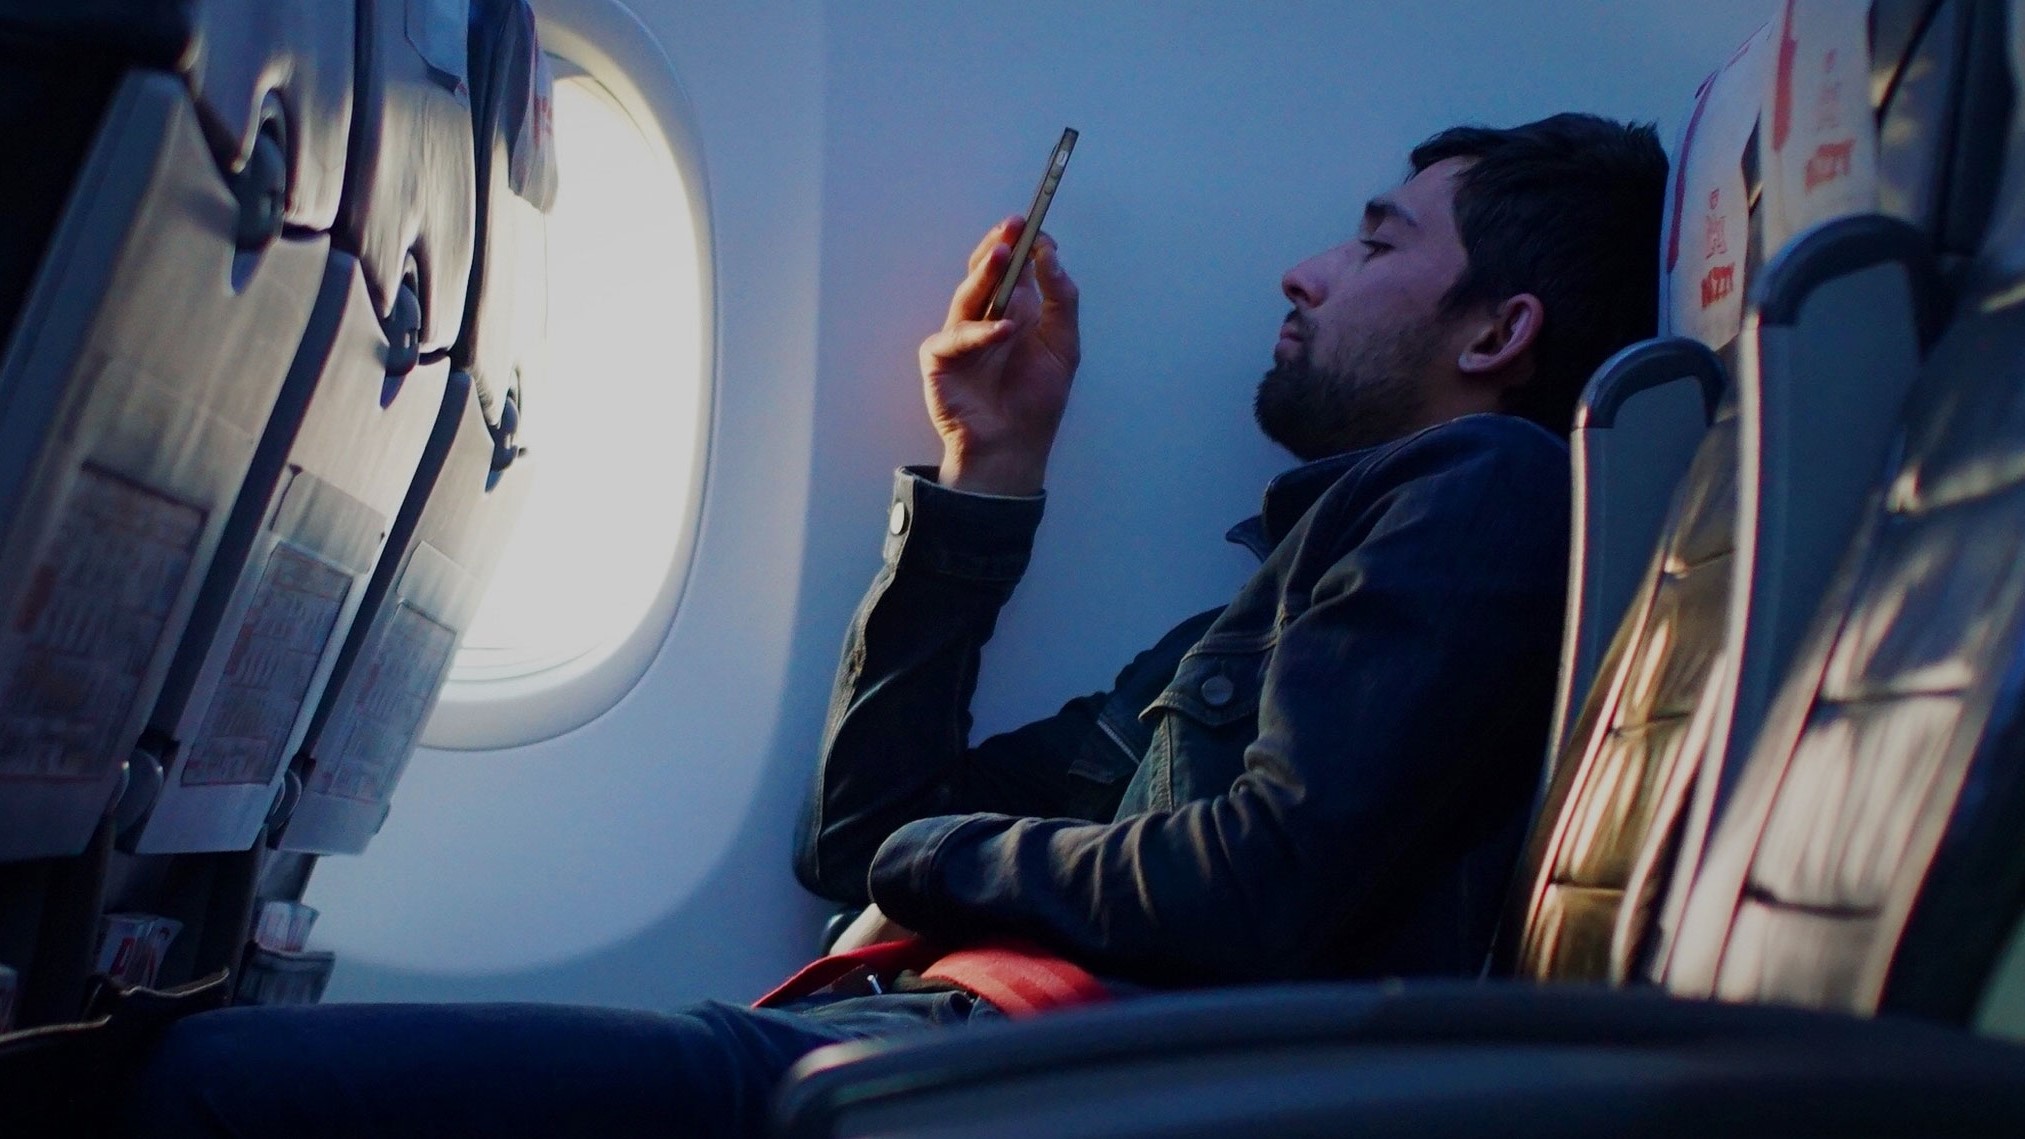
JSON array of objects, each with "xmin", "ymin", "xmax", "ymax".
[{"xmin": 1411, "ymin": 113, "xmax": 1669, "ymax": 434}]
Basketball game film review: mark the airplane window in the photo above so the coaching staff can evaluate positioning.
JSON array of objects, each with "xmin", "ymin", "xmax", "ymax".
[{"xmin": 425, "ymin": 46, "xmax": 711, "ymax": 749}]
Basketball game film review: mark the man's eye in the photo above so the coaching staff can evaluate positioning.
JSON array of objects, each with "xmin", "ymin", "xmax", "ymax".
[{"xmin": 1359, "ymin": 239, "xmax": 1390, "ymax": 259}]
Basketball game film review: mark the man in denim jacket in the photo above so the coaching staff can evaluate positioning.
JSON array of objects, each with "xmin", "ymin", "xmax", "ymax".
[{"xmin": 122, "ymin": 114, "xmax": 1668, "ymax": 1137}]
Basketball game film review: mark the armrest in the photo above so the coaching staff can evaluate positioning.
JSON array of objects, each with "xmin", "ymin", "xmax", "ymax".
[{"xmin": 773, "ymin": 982, "xmax": 2025, "ymax": 1137}]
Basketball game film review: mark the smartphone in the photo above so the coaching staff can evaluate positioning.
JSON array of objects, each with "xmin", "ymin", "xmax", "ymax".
[{"xmin": 984, "ymin": 127, "xmax": 1078, "ymax": 320}]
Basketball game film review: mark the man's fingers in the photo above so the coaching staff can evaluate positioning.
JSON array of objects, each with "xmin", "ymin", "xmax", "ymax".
[
  {"xmin": 967, "ymin": 215, "xmax": 1025, "ymax": 274},
  {"xmin": 948, "ymin": 241, "xmax": 1011, "ymax": 326},
  {"xmin": 1033, "ymin": 235, "xmax": 1078, "ymax": 312},
  {"xmin": 921, "ymin": 319, "xmax": 1015, "ymax": 365}
]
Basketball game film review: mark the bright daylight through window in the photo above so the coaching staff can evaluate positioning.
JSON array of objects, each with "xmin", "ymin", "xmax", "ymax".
[{"xmin": 436, "ymin": 60, "xmax": 706, "ymax": 731}]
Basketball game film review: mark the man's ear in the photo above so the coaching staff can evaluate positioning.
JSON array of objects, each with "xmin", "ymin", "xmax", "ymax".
[{"xmin": 1456, "ymin": 293, "xmax": 1544, "ymax": 382}]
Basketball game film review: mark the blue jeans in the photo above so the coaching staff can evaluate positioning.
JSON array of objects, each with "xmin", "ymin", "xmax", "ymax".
[{"xmin": 116, "ymin": 990, "xmax": 1002, "ymax": 1137}]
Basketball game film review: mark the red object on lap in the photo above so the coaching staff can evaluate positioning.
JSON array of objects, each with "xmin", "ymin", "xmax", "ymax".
[{"xmin": 756, "ymin": 938, "xmax": 1108, "ymax": 1018}]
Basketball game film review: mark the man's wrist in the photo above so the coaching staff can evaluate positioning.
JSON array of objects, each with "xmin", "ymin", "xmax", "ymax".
[{"xmin": 937, "ymin": 446, "xmax": 1048, "ymax": 497}]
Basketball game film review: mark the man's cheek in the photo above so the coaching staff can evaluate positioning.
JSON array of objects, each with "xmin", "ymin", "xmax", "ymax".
[{"xmin": 1312, "ymin": 322, "xmax": 1357, "ymax": 372}]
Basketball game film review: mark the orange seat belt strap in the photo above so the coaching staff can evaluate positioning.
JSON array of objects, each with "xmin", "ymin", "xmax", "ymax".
[
  {"xmin": 919, "ymin": 941, "xmax": 1108, "ymax": 1018},
  {"xmin": 754, "ymin": 937, "xmax": 1109, "ymax": 1019},
  {"xmin": 753, "ymin": 937, "xmax": 938, "ymax": 1009}
]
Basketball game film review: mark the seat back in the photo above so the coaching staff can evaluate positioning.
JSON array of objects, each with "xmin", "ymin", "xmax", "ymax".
[
  {"xmin": 276, "ymin": 0, "xmax": 553, "ymax": 856},
  {"xmin": 1549, "ymin": 337, "xmax": 1722, "ymax": 758},
  {"xmin": 1871, "ymin": 0, "xmax": 2015, "ymax": 265},
  {"xmin": 1663, "ymin": 0, "xmax": 2023, "ymax": 1019}
]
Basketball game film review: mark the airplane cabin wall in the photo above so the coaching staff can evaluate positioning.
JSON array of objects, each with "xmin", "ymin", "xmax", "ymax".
[{"xmin": 309, "ymin": 0, "xmax": 1776, "ymax": 1007}]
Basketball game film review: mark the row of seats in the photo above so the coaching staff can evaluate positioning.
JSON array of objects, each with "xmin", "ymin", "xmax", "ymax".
[
  {"xmin": 0, "ymin": 0, "xmax": 551, "ymax": 1034},
  {"xmin": 1521, "ymin": 0, "xmax": 1947, "ymax": 985},
  {"xmin": 770, "ymin": 1, "xmax": 2025, "ymax": 1133}
]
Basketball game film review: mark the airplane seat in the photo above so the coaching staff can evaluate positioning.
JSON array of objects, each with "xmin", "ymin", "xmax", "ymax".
[
  {"xmin": 273, "ymin": 0, "xmax": 552, "ymax": 865},
  {"xmin": 1661, "ymin": 0, "xmax": 2025, "ymax": 1021},
  {"xmin": 0, "ymin": 0, "xmax": 354, "ymax": 1028}
]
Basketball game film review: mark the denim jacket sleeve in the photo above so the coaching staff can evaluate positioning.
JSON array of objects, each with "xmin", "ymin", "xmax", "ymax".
[
  {"xmin": 793, "ymin": 466, "xmax": 1214, "ymax": 904},
  {"xmin": 863, "ymin": 421, "xmax": 1571, "ymax": 984}
]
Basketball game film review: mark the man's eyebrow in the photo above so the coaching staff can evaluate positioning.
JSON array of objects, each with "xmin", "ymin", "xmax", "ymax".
[{"xmin": 1363, "ymin": 197, "xmax": 1420, "ymax": 232}]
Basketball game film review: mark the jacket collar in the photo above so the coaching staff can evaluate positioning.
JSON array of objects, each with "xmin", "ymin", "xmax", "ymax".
[{"xmin": 1224, "ymin": 449, "xmax": 1367, "ymax": 561}]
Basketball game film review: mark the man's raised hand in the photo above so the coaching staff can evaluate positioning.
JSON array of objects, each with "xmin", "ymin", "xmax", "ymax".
[{"xmin": 918, "ymin": 216, "xmax": 1080, "ymax": 497}]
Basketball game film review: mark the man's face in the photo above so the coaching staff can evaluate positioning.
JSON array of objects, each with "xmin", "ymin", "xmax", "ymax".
[{"xmin": 1255, "ymin": 157, "xmax": 1474, "ymax": 460}]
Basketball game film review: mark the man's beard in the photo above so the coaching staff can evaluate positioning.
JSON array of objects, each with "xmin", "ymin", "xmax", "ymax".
[{"xmin": 1253, "ymin": 312, "xmax": 1435, "ymax": 462}]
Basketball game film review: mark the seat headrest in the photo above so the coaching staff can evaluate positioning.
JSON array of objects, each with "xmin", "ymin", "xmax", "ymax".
[
  {"xmin": 1662, "ymin": 2, "xmax": 1887, "ymax": 351},
  {"xmin": 1663, "ymin": 22, "xmax": 1775, "ymax": 350},
  {"xmin": 1758, "ymin": 0, "xmax": 1880, "ymax": 251}
]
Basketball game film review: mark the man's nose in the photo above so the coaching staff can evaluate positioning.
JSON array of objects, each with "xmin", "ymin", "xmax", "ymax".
[{"xmin": 1281, "ymin": 253, "xmax": 1327, "ymax": 308}]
